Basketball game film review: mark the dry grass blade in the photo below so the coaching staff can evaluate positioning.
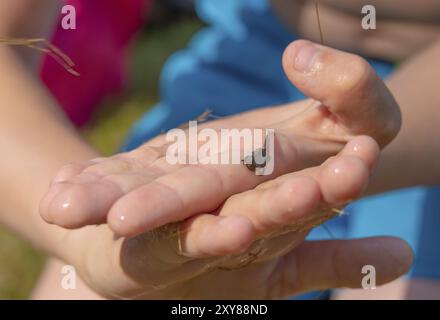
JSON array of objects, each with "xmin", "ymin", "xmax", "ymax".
[
  {"xmin": 0, "ymin": 37, "xmax": 79, "ymax": 76},
  {"xmin": 315, "ymin": 0, "xmax": 324, "ymax": 45},
  {"xmin": 285, "ymin": 0, "xmax": 326, "ymax": 120}
]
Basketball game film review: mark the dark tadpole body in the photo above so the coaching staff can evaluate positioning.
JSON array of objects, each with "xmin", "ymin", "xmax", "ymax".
[{"xmin": 243, "ymin": 147, "xmax": 269, "ymax": 172}]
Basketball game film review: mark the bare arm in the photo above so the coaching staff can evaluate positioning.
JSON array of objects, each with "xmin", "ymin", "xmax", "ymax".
[
  {"xmin": 368, "ymin": 38, "xmax": 440, "ymax": 194},
  {"xmin": 271, "ymin": 0, "xmax": 440, "ymax": 61},
  {"xmin": 0, "ymin": 1, "xmax": 98, "ymax": 258}
]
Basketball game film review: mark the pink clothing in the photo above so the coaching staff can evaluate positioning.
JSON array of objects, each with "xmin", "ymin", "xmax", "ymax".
[{"xmin": 40, "ymin": 0, "xmax": 151, "ymax": 127}]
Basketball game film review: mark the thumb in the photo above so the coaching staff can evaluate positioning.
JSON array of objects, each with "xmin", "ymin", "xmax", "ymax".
[
  {"xmin": 281, "ymin": 236, "xmax": 413, "ymax": 297},
  {"xmin": 282, "ymin": 40, "xmax": 401, "ymax": 147}
]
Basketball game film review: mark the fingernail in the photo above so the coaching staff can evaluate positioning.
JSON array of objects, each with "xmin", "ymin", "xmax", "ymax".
[{"xmin": 291, "ymin": 41, "xmax": 320, "ymax": 72}]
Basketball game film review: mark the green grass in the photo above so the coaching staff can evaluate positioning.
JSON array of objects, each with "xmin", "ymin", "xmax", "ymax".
[{"xmin": 0, "ymin": 17, "xmax": 202, "ymax": 299}]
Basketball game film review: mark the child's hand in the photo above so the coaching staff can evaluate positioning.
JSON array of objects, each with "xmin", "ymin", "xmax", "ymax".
[
  {"xmin": 40, "ymin": 40, "xmax": 401, "ymax": 240},
  {"xmin": 61, "ymin": 138, "xmax": 412, "ymax": 299},
  {"xmin": 161, "ymin": 135, "xmax": 380, "ymax": 261}
]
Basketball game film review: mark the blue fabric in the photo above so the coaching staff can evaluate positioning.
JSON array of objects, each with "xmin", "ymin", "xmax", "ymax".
[{"xmin": 123, "ymin": 0, "xmax": 440, "ymax": 285}]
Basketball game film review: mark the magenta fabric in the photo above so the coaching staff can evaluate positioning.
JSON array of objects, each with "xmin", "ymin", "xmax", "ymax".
[{"xmin": 40, "ymin": 0, "xmax": 151, "ymax": 127}]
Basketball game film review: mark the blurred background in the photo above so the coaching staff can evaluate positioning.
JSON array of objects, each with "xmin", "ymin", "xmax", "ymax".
[
  {"xmin": 1, "ymin": 0, "xmax": 439, "ymax": 300},
  {"xmin": 0, "ymin": 0, "xmax": 201, "ymax": 299}
]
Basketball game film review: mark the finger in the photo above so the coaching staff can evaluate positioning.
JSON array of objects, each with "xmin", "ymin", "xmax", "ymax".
[
  {"xmin": 179, "ymin": 215, "xmax": 257, "ymax": 258},
  {"xmin": 220, "ymin": 176, "xmax": 321, "ymax": 233},
  {"xmin": 178, "ymin": 176, "xmax": 317, "ymax": 258},
  {"xmin": 178, "ymin": 137, "xmax": 374, "ymax": 258},
  {"xmin": 336, "ymin": 135, "xmax": 379, "ymax": 171},
  {"xmin": 177, "ymin": 177, "xmax": 317, "ymax": 259},
  {"xmin": 259, "ymin": 134, "xmax": 375, "ymax": 198},
  {"xmin": 40, "ymin": 148, "xmax": 166, "ymax": 228},
  {"xmin": 218, "ymin": 155, "xmax": 367, "ymax": 235},
  {"xmin": 282, "ymin": 39, "xmax": 401, "ymax": 146},
  {"xmin": 279, "ymin": 237, "xmax": 413, "ymax": 297},
  {"xmin": 40, "ymin": 173, "xmax": 124, "ymax": 228},
  {"xmin": 266, "ymin": 135, "xmax": 377, "ymax": 198},
  {"xmin": 107, "ymin": 133, "xmax": 300, "ymax": 237},
  {"xmin": 164, "ymin": 236, "xmax": 413, "ymax": 299},
  {"xmin": 51, "ymin": 161, "xmax": 90, "ymax": 184}
]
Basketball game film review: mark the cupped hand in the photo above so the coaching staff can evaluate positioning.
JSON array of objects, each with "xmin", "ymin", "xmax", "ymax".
[
  {"xmin": 62, "ymin": 136, "xmax": 412, "ymax": 299},
  {"xmin": 40, "ymin": 40, "xmax": 401, "ymax": 240}
]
